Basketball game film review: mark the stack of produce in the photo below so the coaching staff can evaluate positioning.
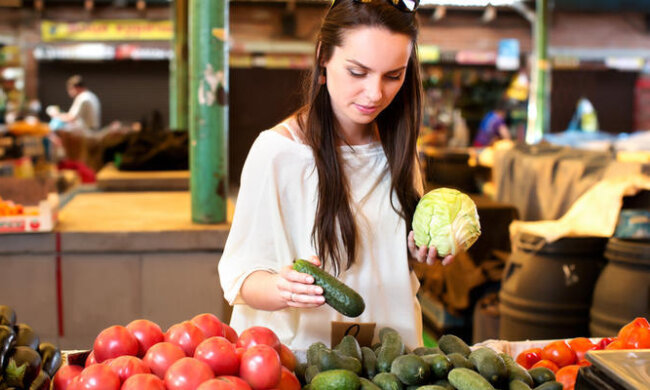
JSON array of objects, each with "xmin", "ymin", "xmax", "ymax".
[
  {"xmin": 301, "ymin": 329, "xmax": 561, "ymax": 390},
  {"xmin": 0, "ymin": 198, "xmax": 25, "ymax": 216},
  {"xmin": 0, "ymin": 304, "xmax": 63, "ymax": 389},
  {"xmin": 515, "ymin": 317, "xmax": 650, "ymax": 390},
  {"xmin": 53, "ymin": 314, "xmax": 300, "ymax": 390}
]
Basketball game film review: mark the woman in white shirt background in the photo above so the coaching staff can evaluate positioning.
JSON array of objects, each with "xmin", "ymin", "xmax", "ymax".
[{"xmin": 219, "ymin": 0, "xmax": 453, "ymax": 351}]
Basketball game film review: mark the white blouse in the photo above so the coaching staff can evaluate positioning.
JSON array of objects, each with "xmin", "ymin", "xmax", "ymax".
[{"xmin": 218, "ymin": 129, "xmax": 423, "ymax": 350}]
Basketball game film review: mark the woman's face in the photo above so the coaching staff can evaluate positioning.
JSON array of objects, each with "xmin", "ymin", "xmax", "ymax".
[{"xmin": 323, "ymin": 26, "xmax": 412, "ymax": 133}]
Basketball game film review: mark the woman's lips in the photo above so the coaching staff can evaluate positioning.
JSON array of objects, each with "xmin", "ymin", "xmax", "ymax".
[{"xmin": 354, "ymin": 104, "xmax": 378, "ymax": 115}]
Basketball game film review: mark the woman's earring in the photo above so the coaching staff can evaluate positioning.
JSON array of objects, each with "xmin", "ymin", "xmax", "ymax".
[{"xmin": 318, "ymin": 69, "xmax": 326, "ymax": 85}]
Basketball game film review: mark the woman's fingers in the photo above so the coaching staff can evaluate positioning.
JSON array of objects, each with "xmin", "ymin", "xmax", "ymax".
[
  {"xmin": 277, "ymin": 265, "xmax": 325, "ymax": 307},
  {"xmin": 308, "ymin": 255, "xmax": 321, "ymax": 267},
  {"xmin": 426, "ymin": 246, "xmax": 437, "ymax": 265},
  {"xmin": 442, "ymin": 255, "xmax": 454, "ymax": 266},
  {"xmin": 407, "ymin": 231, "xmax": 417, "ymax": 258}
]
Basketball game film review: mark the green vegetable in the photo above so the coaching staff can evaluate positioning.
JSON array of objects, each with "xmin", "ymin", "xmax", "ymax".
[
  {"xmin": 499, "ymin": 353, "xmax": 533, "ymax": 386},
  {"xmin": 308, "ymin": 342, "xmax": 328, "ymax": 366},
  {"xmin": 360, "ymin": 377, "xmax": 382, "ymax": 390},
  {"xmin": 311, "ymin": 369, "xmax": 361, "ymax": 390},
  {"xmin": 412, "ymin": 188, "xmax": 481, "ymax": 257},
  {"xmin": 528, "ymin": 367, "xmax": 555, "ymax": 386},
  {"xmin": 372, "ymin": 372, "xmax": 403, "ymax": 390},
  {"xmin": 438, "ymin": 334, "xmax": 471, "ymax": 358},
  {"xmin": 448, "ymin": 367, "xmax": 495, "ymax": 390},
  {"xmin": 361, "ymin": 346, "xmax": 378, "ymax": 379},
  {"xmin": 390, "ymin": 355, "xmax": 430, "ymax": 386},
  {"xmin": 415, "ymin": 386, "xmax": 447, "ymax": 390},
  {"xmin": 446, "ymin": 352, "xmax": 473, "ymax": 369},
  {"xmin": 421, "ymin": 354, "xmax": 451, "ymax": 379},
  {"xmin": 468, "ymin": 347, "xmax": 507, "ymax": 385},
  {"xmin": 305, "ymin": 365, "xmax": 321, "ymax": 384},
  {"xmin": 533, "ymin": 381, "xmax": 563, "ymax": 390},
  {"xmin": 317, "ymin": 348, "xmax": 362, "ymax": 375},
  {"xmin": 412, "ymin": 347, "xmax": 442, "ymax": 356},
  {"xmin": 335, "ymin": 335, "xmax": 363, "ymax": 361},
  {"xmin": 509, "ymin": 379, "xmax": 532, "ymax": 390},
  {"xmin": 376, "ymin": 332, "xmax": 404, "ymax": 373},
  {"xmin": 293, "ymin": 259, "xmax": 365, "ymax": 317},
  {"xmin": 431, "ymin": 379, "xmax": 454, "ymax": 390}
]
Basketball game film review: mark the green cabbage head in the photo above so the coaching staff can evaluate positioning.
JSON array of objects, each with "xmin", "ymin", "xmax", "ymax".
[{"xmin": 412, "ymin": 187, "xmax": 481, "ymax": 257}]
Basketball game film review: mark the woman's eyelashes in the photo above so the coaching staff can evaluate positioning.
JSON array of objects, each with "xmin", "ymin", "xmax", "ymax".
[{"xmin": 347, "ymin": 68, "xmax": 403, "ymax": 80}]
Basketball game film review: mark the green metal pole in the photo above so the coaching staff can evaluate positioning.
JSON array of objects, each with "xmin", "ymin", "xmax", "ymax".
[
  {"xmin": 170, "ymin": 0, "xmax": 188, "ymax": 130},
  {"xmin": 189, "ymin": 0, "xmax": 228, "ymax": 223},
  {"xmin": 526, "ymin": 0, "xmax": 549, "ymax": 144}
]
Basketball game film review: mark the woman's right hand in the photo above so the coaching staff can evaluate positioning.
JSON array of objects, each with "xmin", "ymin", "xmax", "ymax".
[{"xmin": 276, "ymin": 256, "xmax": 325, "ymax": 308}]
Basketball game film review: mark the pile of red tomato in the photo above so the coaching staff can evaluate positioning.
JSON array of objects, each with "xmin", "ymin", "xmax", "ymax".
[
  {"xmin": 515, "ymin": 317, "xmax": 650, "ymax": 390},
  {"xmin": 52, "ymin": 313, "xmax": 300, "ymax": 390}
]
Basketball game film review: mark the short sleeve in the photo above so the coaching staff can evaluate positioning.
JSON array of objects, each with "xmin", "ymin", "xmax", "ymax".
[{"xmin": 218, "ymin": 134, "xmax": 287, "ymax": 304}]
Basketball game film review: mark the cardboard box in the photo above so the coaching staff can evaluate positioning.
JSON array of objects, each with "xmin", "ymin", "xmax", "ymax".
[{"xmin": 0, "ymin": 193, "xmax": 58, "ymax": 233}]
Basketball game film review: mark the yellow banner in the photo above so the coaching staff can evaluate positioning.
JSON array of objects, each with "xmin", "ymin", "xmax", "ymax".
[{"xmin": 41, "ymin": 20, "xmax": 172, "ymax": 42}]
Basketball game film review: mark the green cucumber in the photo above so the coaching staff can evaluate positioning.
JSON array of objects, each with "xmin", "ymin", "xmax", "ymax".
[
  {"xmin": 438, "ymin": 334, "xmax": 471, "ymax": 358},
  {"xmin": 336, "ymin": 335, "xmax": 363, "ymax": 361},
  {"xmin": 499, "ymin": 353, "xmax": 533, "ymax": 386},
  {"xmin": 468, "ymin": 347, "xmax": 507, "ymax": 385},
  {"xmin": 413, "ymin": 347, "xmax": 443, "ymax": 356},
  {"xmin": 372, "ymin": 372, "xmax": 404, "ymax": 390},
  {"xmin": 311, "ymin": 369, "xmax": 361, "ymax": 390},
  {"xmin": 308, "ymin": 342, "xmax": 328, "ymax": 366},
  {"xmin": 415, "ymin": 386, "xmax": 447, "ymax": 390},
  {"xmin": 446, "ymin": 352, "xmax": 474, "ymax": 369},
  {"xmin": 293, "ymin": 259, "xmax": 365, "ymax": 317},
  {"xmin": 376, "ymin": 332, "xmax": 405, "ymax": 373},
  {"xmin": 448, "ymin": 368, "xmax": 495, "ymax": 390},
  {"xmin": 528, "ymin": 367, "xmax": 555, "ymax": 386},
  {"xmin": 317, "ymin": 348, "xmax": 362, "ymax": 375},
  {"xmin": 533, "ymin": 381, "xmax": 563, "ymax": 390},
  {"xmin": 432, "ymin": 379, "xmax": 454, "ymax": 390},
  {"xmin": 390, "ymin": 355, "xmax": 431, "ymax": 386},
  {"xmin": 305, "ymin": 365, "xmax": 321, "ymax": 384},
  {"xmin": 420, "ymin": 354, "xmax": 452, "ymax": 379},
  {"xmin": 361, "ymin": 346, "xmax": 378, "ymax": 379},
  {"xmin": 509, "ymin": 379, "xmax": 532, "ymax": 390},
  {"xmin": 360, "ymin": 377, "xmax": 382, "ymax": 390}
]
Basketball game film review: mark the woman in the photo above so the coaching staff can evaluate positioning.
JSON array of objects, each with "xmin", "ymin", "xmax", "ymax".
[{"xmin": 218, "ymin": 0, "xmax": 451, "ymax": 350}]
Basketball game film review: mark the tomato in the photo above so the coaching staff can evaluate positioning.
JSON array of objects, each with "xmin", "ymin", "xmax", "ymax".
[
  {"xmin": 164, "ymin": 357, "xmax": 214, "ymax": 390},
  {"xmin": 568, "ymin": 337, "xmax": 597, "ymax": 363},
  {"xmin": 197, "ymin": 379, "xmax": 237, "ymax": 390},
  {"xmin": 191, "ymin": 313, "xmax": 225, "ymax": 339},
  {"xmin": 143, "ymin": 341, "xmax": 186, "ymax": 379},
  {"xmin": 121, "ymin": 373, "xmax": 166, "ymax": 390},
  {"xmin": 76, "ymin": 364, "xmax": 121, "ymax": 390},
  {"xmin": 278, "ymin": 344, "xmax": 297, "ymax": 372},
  {"xmin": 85, "ymin": 351, "xmax": 97, "ymax": 367},
  {"xmin": 93, "ymin": 325, "xmax": 140, "ymax": 363},
  {"xmin": 194, "ymin": 336, "xmax": 239, "ymax": 376},
  {"xmin": 236, "ymin": 327, "xmax": 281, "ymax": 353},
  {"xmin": 618, "ymin": 317, "xmax": 650, "ymax": 345},
  {"xmin": 515, "ymin": 347, "xmax": 542, "ymax": 370},
  {"xmin": 222, "ymin": 324, "xmax": 239, "ymax": 344},
  {"xmin": 531, "ymin": 359, "xmax": 560, "ymax": 373},
  {"xmin": 595, "ymin": 337, "xmax": 616, "ymax": 350},
  {"xmin": 53, "ymin": 364, "xmax": 84, "ymax": 390},
  {"xmin": 217, "ymin": 376, "xmax": 253, "ymax": 390},
  {"xmin": 166, "ymin": 321, "xmax": 206, "ymax": 356},
  {"xmin": 126, "ymin": 319, "xmax": 164, "ymax": 357},
  {"xmin": 239, "ymin": 345, "xmax": 282, "ymax": 390},
  {"xmin": 625, "ymin": 326, "xmax": 650, "ymax": 349},
  {"xmin": 605, "ymin": 340, "xmax": 627, "ymax": 350},
  {"xmin": 555, "ymin": 364, "xmax": 580, "ymax": 390},
  {"xmin": 106, "ymin": 355, "xmax": 150, "ymax": 383},
  {"xmin": 541, "ymin": 340, "xmax": 576, "ymax": 367},
  {"xmin": 275, "ymin": 367, "xmax": 300, "ymax": 390}
]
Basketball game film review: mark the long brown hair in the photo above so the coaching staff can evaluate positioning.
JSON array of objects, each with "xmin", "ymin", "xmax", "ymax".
[{"xmin": 296, "ymin": 0, "xmax": 422, "ymax": 275}]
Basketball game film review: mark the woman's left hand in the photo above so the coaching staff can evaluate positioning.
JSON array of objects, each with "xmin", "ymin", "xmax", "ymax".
[{"xmin": 408, "ymin": 230, "xmax": 454, "ymax": 266}]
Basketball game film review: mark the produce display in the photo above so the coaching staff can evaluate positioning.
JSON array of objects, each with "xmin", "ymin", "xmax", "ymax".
[
  {"xmin": 52, "ymin": 313, "xmax": 301, "ymax": 390},
  {"xmin": 300, "ymin": 328, "xmax": 561, "ymax": 390},
  {"xmin": 0, "ymin": 304, "xmax": 63, "ymax": 389},
  {"xmin": 412, "ymin": 188, "xmax": 481, "ymax": 257},
  {"xmin": 515, "ymin": 317, "xmax": 650, "ymax": 390},
  {"xmin": 293, "ymin": 259, "xmax": 365, "ymax": 318},
  {"xmin": 0, "ymin": 198, "xmax": 26, "ymax": 216}
]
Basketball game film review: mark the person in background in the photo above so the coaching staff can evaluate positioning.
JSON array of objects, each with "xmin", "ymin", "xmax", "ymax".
[
  {"xmin": 218, "ymin": 0, "xmax": 453, "ymax": 351},
  {"xmin": 53, "ymin": 75, "xmax": 101, "ymax": 132},
  {"xmin": 473, "ymin": 100, "xmax": 511, "ymax": 147}
]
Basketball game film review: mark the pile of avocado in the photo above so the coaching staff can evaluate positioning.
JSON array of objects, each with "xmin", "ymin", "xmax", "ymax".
[
  {"xmin": 298, "ymin": 329, "xmax": 562, "ymax": 390},
  {"xmin": 0, "ymin": 305, "xmax": 62, "ymax": 390}
]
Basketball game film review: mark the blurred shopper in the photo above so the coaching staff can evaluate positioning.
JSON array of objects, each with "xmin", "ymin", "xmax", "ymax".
[
  {"xmin": 52, "ymin": 75, "xmax": 101, "ymax": 132},
  {"xmin": 473, "ymin": 100, "xmax": 511, "ymax": 147},
  {"xmin": 567, "ymin": 96, "xmax": 599, "ymax": 132},
  {"xmin": 218, "ymin": 0, "xmax": 451, "ymax": 350}
]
